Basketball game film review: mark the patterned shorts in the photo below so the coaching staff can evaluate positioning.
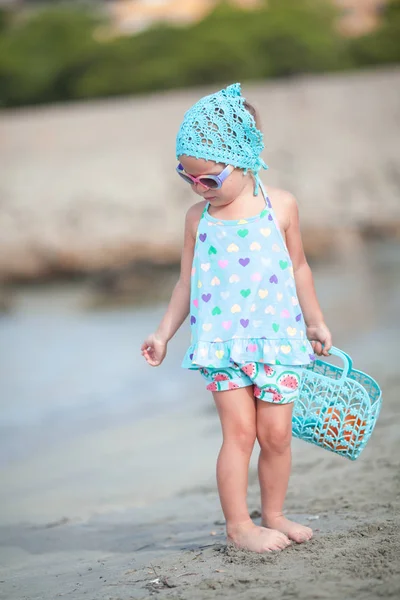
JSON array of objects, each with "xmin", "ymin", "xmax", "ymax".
[{"xmin": 199, "ymin": 361, "xmax": 303, "ymax": 404}]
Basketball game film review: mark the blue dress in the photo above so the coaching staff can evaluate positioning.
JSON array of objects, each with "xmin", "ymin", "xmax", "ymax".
[{"xmin": 182, "ymin": 182, "xmax": 316, "ymax": 369}]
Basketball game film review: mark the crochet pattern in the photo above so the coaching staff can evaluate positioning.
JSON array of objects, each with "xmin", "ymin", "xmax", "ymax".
[{"xmin": 176, "ymin": 83, "xmax": 268, "ymax": 194}]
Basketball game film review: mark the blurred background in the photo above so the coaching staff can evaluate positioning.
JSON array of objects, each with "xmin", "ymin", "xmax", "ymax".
[{"xmin": 0, "ymin": 0, "xmax": 400, "ymax": 543}]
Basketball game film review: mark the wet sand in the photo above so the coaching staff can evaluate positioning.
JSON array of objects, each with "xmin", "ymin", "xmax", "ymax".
[
  {"xmin": 1, "ymin": 370, "xmax": 399, "ymax": 600},
  {"xmin": 0, "ymin": 240, "xmax": 399, "ymax": 599}
]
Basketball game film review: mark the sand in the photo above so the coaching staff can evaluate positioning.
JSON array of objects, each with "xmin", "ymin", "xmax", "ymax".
[
  {"xmin": 1, "ymin": 242, "xmax": 399, "ymax": 599},
  {"xmin": 0, "ymin": 361, "xmax": 399, "ymax": 600}
]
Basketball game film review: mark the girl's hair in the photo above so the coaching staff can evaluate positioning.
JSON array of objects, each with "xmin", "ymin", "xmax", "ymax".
[{"xmin": 244, "ymin": 100, "xmax": 262, "ymax": 132}]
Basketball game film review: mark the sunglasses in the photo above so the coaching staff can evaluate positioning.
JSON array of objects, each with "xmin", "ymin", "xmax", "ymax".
[{"xmin": 176, "ymin": 163, "xmax": 234, "ymax": 190}]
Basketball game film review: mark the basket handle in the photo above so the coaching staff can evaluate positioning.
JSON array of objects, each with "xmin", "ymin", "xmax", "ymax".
[{"xmin": 323, "ymin": 346, "xmax": 353, "ymax": 382}]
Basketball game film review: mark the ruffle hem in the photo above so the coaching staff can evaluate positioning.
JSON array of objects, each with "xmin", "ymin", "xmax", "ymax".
[{"xmin": 181, "ymin": 337, "xmax": 316, "ymax": 370}]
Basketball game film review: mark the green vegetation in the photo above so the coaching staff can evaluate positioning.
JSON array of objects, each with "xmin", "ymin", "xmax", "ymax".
[
  {"xmin": 0, "ymin": 0, "xmax": 399, "ymax": 108},
  {"xmin": 347, "ymin": 0, "xmax": 400, "ymax": 67}
]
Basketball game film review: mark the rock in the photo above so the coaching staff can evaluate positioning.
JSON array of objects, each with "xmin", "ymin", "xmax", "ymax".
[{"xmin": 1, "ymin": 68, "xmax": 400, "ymax": 281}]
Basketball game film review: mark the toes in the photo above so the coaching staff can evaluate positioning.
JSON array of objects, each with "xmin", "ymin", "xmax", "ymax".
[
  {"xmin": 279, "ymin": 534, "xmax": 291, "ymax": 547},
  {"xmin": 258, "ymin": 529, "xmax": 291, "ymax": 552},
  {"xmin": 263, "ymin": 542, "xmax": 283, "ymax": 552},
  {"xmin": 293, "ymin": 535, "xmax": 307, "ymax": 544},
  {"xmin": 290, "ymin": 529, "xmax": 313, "ymax": 544},
  {"xmin": 259, "ymin": 545, "xmax": 274, "ymax": 553},
  {"xmin": 275, "ymin": 539, "xmax": 291, "ymax": 551},
  {"xmin": 302, "ymin": 527, "xmax": 313, "ymax": 541},
  {"xmin": 272, "ymin": 533, "xmax": 291, "ymax": 551}
]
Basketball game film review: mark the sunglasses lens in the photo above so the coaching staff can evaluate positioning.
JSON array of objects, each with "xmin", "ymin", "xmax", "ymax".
[
  {"xmin": 199, "ymin": 178, "xmax": 219, "ymax": 189},
  {"xmin": 176, "ymin": 166, "xmax": 221, "ymax": 189},
  {"xmin": 177, "ymin": 171, "xmax": 194, "ymax": 184}
]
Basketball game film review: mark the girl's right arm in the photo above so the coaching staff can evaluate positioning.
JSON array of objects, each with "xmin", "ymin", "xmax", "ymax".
[{"xmin": 141, "ymin": 202, "xmax": 204, "ymax": 367}]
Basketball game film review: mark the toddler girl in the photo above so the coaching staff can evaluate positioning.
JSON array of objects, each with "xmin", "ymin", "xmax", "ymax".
[{"xmin": 141, "ymin": 83, "xmax": 332, "ymax": 553}]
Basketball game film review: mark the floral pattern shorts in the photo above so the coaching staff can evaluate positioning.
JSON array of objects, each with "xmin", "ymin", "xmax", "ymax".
[{"xmin": 199, "ymin": 361, "xmax": 303, "ymax": 404}]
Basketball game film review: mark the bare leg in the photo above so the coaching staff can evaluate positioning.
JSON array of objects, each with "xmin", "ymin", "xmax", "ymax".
[
  {"xmin": 212, "ymin": 385, "xmax": 291, "ymax": 552},
  {"xmin": 256, "ymin": 400, "xmax": 313, "ymax": 543}
]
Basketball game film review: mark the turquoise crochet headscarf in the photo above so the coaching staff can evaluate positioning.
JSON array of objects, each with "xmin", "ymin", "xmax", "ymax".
[{"xmin": 176, "ymin": 82, "xmax": 268, "ymax": 195}]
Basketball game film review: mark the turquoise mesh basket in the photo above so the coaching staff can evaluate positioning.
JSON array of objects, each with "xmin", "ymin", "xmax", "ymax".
[{"xmin": 292, "ymin": 347, "xmax": 382, "ymax": 460}]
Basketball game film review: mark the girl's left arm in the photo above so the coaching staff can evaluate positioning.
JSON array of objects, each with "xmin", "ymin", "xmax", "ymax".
[{"xmin": 284, "ymin": 193, "xmax": 332, "ymax": 357}]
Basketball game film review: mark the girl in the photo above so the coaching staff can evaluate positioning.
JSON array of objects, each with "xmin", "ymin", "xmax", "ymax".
[{"xmin": 141, "ymin": 83, "xmax": 332, "ymax": 553}]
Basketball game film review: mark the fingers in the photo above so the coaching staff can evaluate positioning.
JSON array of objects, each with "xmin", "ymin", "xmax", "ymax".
[
  {"xmin": 312, "ymin": 338, "xmax": 332, "ymax": 357},
  {"xmin": 147, "ymin": 359, "xmax": 160, "ymax": 367},
  {"xmin": 314, "ymin": 341, "xmax": 323, "ymax": 356},
  {"xmin": 141, "ymin": 346, "xmax": 151, "ymax": 360},
  {"xmin": 141, "ymin": 334, "xmax": 167, "ymax": 367},
  {"xmin": 321, "ymin": 334, "xmax": 333, "ymax": 356},
  {"xmin": 142, "ymin": 348, "xmax": 154, "ymax": 361},
  {"xmin": 142, "ymin": 352, "xmax": 159, "ymax": 366},
  {"xmin": 141, "ymin": 340, "xmax": 151, "ymax": 351},
  {"xmin": 141, "ymin": 345, "xmax": 151, "ymax": 360},
  {"xmin": 141, "ymin": 345, "xmax": 162, "ymax": 367}
]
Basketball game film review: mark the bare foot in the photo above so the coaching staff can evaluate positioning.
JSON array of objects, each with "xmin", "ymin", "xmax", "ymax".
[
  {"xmin": 262, "ymin": 514, "xmax": 313, "ymax": 544},
  {"xmin": 227, "ymin": 519, "xmax": 291, "ymax": 553}
]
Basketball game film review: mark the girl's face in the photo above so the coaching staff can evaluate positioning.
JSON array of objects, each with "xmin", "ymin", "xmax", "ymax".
[{"xmin": 178, "ymin": 155, "xmax": 253, "ymax": 207}]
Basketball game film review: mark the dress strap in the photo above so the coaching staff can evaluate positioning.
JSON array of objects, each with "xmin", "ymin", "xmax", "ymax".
[
  {"xmin": 258, "ymin": 179, "xmax": 289, "ymax": 251},
  {"xmin": 201, "ymin": 202, "xmax": 210, "ymax": 219},
  {"xmin": 258, "ymin": 179, "xmax": 272, "ymax": 210}
]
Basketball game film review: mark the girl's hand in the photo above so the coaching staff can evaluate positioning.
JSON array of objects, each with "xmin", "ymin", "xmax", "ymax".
[
  {"xmin": 141, "ymin": 333, "xmax": 168, "ymax": 367},
  {"xmin": 306, "ymin": 322, "xmax": 332, "ymax": 357}
]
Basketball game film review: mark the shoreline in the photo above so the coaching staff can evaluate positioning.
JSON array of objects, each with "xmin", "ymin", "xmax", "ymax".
[
  {"xmin": 0, "ymin": 237, "xmax": 399, "ymax": 599},
  {"xmin": 1, "ymin": 409, "xmax": 398, "ymax": 600},
  {"xmin": 0, "ymin": 351, "xmax": 399, "ymax": 599}
]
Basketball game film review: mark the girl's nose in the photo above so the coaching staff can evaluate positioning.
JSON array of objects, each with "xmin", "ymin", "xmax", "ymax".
[{"xmin": 192, "ymin": 181, "xmax": 207, "ymax": 194}]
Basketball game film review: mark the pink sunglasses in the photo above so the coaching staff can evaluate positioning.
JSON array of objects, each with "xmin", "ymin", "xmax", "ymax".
[{"xmin": 176, "ymin": 163, "xmax": 234, "ymax": 190}]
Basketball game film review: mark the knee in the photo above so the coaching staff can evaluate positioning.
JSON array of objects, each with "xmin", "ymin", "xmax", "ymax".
[
  {"xmin": 257, "ymin": 423, "xmax": 292, "ymax": 455},
  {"xmin": 224, "ymin": 423, "xmax": 256, "ymax": 454}
]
